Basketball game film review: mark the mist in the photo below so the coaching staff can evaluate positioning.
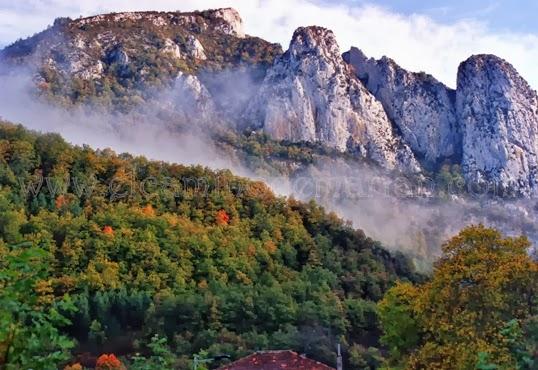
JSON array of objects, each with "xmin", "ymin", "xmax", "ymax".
[
  {"xmin": 1, "ymin": 77, "xmax": 202, "ymax": 163},
  {"xmin": 1, "ymin": 65, "xmax": 536, "ymax": 266}
]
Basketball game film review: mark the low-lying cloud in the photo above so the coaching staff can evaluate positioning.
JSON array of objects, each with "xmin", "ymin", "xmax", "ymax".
[
  {"xmin": 0, "ymin": 70, "xmax": 237, "ymax": 169},
  {"xmin": 1, "ymin": 65, "xmax": 537, "ymax": 268}
]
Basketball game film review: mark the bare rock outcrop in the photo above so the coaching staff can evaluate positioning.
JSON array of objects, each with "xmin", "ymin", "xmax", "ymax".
[
  {"xmin": 246, "ymin": 27, "xmax": 420, "ymax": 171},
  {"xmin": 456, "ymin": 54, "xmax": 538, "ymax": 196},
  {"xmin": 344, "ymin": 47, "xmax": 460, "ymax": 168}
]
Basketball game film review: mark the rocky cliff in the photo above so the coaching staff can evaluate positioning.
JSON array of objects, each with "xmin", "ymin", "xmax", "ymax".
[
  {"xmin": 2, "ymin": 8, "xmax": 538, "ymax": 195},
  {"xmin": 343, "ymin": 47, "xmax": 460, "ymax": 169},
  {"xmin": 245, "ymin": 27, "xmax": 419, "ymax": 171},
  {"xmin": 344, "ymin": 47, "xmax": 538, "ymax": 195},
  {"xmin": 457, "ymin": 54, "xmax": 538, "ymax": 196},
  {"xmin": 0, "ymin": 8, "xmax": 281, "ymax": 110}
]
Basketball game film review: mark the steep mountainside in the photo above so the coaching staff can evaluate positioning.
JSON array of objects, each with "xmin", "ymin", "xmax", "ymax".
[
  {"xmin": 457, "ymin": 54, "xmax": 538, "ymax": 196},
  {"xmin": 2, "ymin": 7, "xmax": 538, "ymax": 196},
  {"xmin": 0, "ymin": 121, "xmax": 420, "ymax": 368},
  {"xmin": 343, "ymin": 47, "xmax": 460, "ymax": 169},
  {"xmin": 245, "ymin": 27, "xmax": 419, "ymax": 171},
  {"xmin": 0, "ymin": 8, "xmax": 281, "ymax": 109}
]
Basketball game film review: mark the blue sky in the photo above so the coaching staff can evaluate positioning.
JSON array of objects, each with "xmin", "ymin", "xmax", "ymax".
[
  {"xmin": 0, "ymin": 0, "xmax": 537, "ymax": 88},
  {"xmin": 341, "ymin": 0, "xmax": 538, "ymax": 34}
]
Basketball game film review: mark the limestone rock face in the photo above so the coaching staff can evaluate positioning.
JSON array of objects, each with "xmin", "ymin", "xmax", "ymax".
[
  {"xmin": 344, "ymin": 47, "xmax": 460, "ymax": 168},
  {"xmin": 185, "ymin": 35, "xmax": 207, "ymax": 60},
  {"xmin": 161, "ymin": 39, "xmax": 181, "ymax": 59},
  {"xmin": 210, "ymin": 8, "xmax": 245, "ymax": 37},
  {"xmin": 456, "ymin": 54, "xmax": 538, "ymax": 196},
  {"xmin": 170, "ymin": 72, "xmax": 217, "ymax": 125},
  {"xmin": 246, "ymin": 27, "xmax": 420, "ymax": 171},
  {"xmin": 63, "ymin": 37, "xmax": 104, "ymax": 80}
]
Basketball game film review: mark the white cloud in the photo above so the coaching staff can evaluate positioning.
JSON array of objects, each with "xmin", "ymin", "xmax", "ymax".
[{"xmin": 1, "ymin": 0, "xmax": 538, "ymax": 88}]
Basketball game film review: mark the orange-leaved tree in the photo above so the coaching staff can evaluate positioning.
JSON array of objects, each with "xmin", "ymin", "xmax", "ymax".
[
  {"xmin": 215, "ymin": 209, "xmax": 230, "ymax": 226},
  {"xmin": 102, "ymin": 226, "xmax": 114, "ymax": 236},
  {"xmin": 63, "ymin": 363, "xmax": 83, "ymax": 370},
  {"xmin": 96, "ymin": 353, "xmax": 124, "ymax": 370}
]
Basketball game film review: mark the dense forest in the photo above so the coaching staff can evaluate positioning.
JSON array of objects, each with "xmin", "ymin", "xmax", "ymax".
[
  {"xmin": 0, "ymin": 122, "xmax": 536, "ymax": 369},
  {"xmin": 0, "ymin": 121, "xmax": 420, "ymax": 369}
]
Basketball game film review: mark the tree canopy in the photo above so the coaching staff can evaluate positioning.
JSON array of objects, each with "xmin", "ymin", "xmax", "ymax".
[
  {"xmin": 0, "ymin": 121, "xmax": 419, "ymax": 369},
  {"xmin": 378, "ymin": 225, "xmax": 538, "ymax": 369}
]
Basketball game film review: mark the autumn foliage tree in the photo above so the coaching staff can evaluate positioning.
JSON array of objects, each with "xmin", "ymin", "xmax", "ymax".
[
  {"xmin": 63, "ymin": 363, "xmax": 83, "ymax": 370},
  {"xmin": 141, "ymin": 204, "xmax": 155, "ymax": 216},
  {"xmin": 379, "ymin": 225, "xmax": 538, "ymax": 369},
  {"xmin": 102, "ymin": 226, "xmax": 114, "ymax": 236},
  {"xmin": 55, "ymin": 195, "xmax": 68, "ymax": 209},
  {"xmin": 215, "ymin": 209, "xmax": 230, "ymax": 225},
  {"xmin": 96, "ymin": 354, "xmax": 124, "ymax": 370}
]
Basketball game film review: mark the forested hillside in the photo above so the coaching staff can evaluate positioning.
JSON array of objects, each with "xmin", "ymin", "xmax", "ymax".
[{"xmin": 0, "ymin": 122, "xmax": 420, "ymax": 369}]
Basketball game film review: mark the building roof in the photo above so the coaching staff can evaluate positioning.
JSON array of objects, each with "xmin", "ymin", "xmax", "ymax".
[{"xmin": 218, "ymin": 350, "xmax": 336, "ymax": 370}]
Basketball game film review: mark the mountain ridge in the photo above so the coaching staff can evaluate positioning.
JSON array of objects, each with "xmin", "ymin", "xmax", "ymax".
[
  {"xmin": 2, "ymin": 7, "xmax": 538, "ymax": 196},
  {"xmin": 244, "ymin": 26, "xmax": 420, "ymax": 172}
]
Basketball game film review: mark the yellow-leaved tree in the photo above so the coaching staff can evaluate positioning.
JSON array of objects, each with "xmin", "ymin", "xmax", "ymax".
[{"xmin": 379, "ymin": 225, "xmax": 538, "ymax": 369}]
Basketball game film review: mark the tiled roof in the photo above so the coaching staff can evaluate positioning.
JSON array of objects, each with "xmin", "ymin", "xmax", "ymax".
[{"xmin": 218, "ymin": 350, "xmax": 335, "ymax": 370}]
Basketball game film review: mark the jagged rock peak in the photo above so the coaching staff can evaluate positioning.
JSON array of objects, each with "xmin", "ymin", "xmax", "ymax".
[
  {"xmin": 209, "ymin": 8, "xmax": 245, "ymax": 37},
  {"xmin": 288, "ymin": 26, "xmax": 340, "ymax": 59},
  {"xmin": 458, "ymin": 54, "xmax": 536, "ymax": 94},
  {"xmin": 343, "ymin": 46, "xmax": 460, "ymax": 168},
  {"xmin": 244, "ymin": 27, "xmax": 420, "ymax": 172},
  {"xmin": 457, "ymin": 53, "xmax": 538, "ymax": 196}
]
